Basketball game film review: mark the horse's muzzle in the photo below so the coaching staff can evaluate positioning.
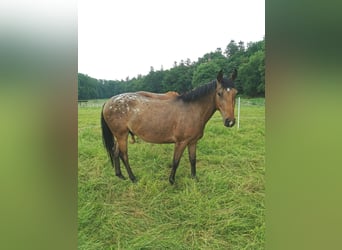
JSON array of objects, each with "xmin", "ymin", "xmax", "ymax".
[{"xmin": 224, "ymin": 118, "xmax": 235, "ymax": 127}]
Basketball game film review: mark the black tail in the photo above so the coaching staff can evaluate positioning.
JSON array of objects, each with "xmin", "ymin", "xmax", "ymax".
[{"xmin": 101, "ymin": 104, "xmax": 115, "ymax": 166}]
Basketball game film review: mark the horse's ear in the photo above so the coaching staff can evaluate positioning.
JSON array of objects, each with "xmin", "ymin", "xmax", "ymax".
[
  {"xmin": 231, "ymin": 68, "xmax": 238, "ymax": 80},
  {"xmin": 217, "ymin": 69, "xmax": 223, "ymax": 82}
]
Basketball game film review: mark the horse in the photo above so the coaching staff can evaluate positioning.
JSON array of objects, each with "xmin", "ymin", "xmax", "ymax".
[{"xmin": 101, "ymin": 69, "xmax": 238, "ymax": 184}]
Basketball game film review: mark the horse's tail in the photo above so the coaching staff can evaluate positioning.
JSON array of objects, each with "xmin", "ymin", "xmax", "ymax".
[{"xmin": 101, "ymin": 104, "xmax": 115, "ymax": 165}]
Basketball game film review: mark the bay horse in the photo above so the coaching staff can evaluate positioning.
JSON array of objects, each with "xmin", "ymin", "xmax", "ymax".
[{"xmin": 101, "ymin": 69, "xmax": 238, "ymax": 184}]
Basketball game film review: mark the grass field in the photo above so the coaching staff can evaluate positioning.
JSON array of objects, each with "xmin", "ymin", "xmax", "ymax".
[{"xmin": 78, "ymin": 98, "xmax": 265, "ymax": 249}]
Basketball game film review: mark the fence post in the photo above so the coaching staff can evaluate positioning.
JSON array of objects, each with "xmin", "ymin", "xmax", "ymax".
[{"xmin": 237, "ymin": 97, "xmax": 240, "ymax": 129}]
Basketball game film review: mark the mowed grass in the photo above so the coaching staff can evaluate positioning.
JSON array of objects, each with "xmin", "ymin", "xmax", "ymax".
[{"xmin": 78, "ymin": 98, "xmax": 265, "ymax": 249}]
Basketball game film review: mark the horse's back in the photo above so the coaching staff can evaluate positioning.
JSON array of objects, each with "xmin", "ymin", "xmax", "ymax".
[
  {"xmin": 136, "ymin": 91, "xmax": 179, "ymax": 100},
  {"xmin": 103, "ymin": 93, "xmax": 177, "ymax": 140}
]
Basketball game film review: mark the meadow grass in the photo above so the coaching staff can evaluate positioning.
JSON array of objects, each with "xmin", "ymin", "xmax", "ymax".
[{"xmin": 78, "ymin": 98, "xmax": 265, "ymax": 249}]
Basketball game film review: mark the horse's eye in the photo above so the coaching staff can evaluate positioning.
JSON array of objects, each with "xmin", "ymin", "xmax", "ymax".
[{"xmin": 217, "ymin": 92, "xmax": 222, "ymax": 97}]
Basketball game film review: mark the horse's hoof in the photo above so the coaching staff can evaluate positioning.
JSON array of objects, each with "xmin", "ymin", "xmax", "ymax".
[
  {"xmin": 169, "ymin": 177, "xmax": 175, "ymax": 185},
  {"xmin": 191, "ymin": 175, "xmax": 198, "ymax": 181},
  {"xmin": 116, "ymin": 174, "xmax": 126, "ymax": 180},
  {"xmin": 130, "ymin": 177, "xmax": 137, "ymax": 183}
]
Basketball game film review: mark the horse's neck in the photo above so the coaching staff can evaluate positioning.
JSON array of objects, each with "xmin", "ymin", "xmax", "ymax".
[{"xmin": 193, "ymin": 91, "xmax": 217, "ymax": 125}]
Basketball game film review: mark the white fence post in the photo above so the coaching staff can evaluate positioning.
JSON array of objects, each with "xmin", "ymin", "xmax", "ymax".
[{"xmin": 237, "ymin": 97, "xmax": 240, "ymax": 129}]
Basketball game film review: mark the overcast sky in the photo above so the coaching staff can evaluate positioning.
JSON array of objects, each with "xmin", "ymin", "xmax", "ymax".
[{"xmin": 78, "ymin": 0, "xmax": 264, "ymax": 80}]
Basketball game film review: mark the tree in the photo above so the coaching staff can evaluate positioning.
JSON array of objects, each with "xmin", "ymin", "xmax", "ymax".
[
  {"xmin": 78, "ymin": 38, "xmax": 265, "ymax": 99},
  {"xmin": 246, "ymin": 39, "xmax": 264, "ymax": 57},
  {"xmin": 78, "ymin": 73, "xmax": 100, "ymax": 99},
  {"xmin": 141, "ymin": 70, "xmax": 164, "ymax": 92},
  {"xmin": 225, "ymin": 40, "xmax": 238, "ymax": 57},
  {"xmin": 162, "ymin": 64, "xmax": 194, "ymax": 93},
  {"xmin": 215, "ymin": 47, "xmax": 222, "ymax": 54},
  {"xmin": 238, "ymin": 41, "xmax": 245, "ymax": 52},
  {"xmin": 239, "ymin": 50, "xmax": 265, "ymax": 97},
  {"xmin": 192, "ymin": 62, "xmax": 220, "ymax": 88}
]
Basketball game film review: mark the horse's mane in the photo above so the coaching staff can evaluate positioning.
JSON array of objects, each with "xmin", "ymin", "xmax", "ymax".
[
  {"xmin": 177, "ymin": 81, "xmax": 216, "ymax": 102},
  {"xmin": 177, "ymin": 78, "xmax": 235, "ymax": 102}
]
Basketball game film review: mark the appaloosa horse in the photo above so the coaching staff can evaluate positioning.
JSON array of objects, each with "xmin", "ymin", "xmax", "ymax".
[{"xmin": 101, "ymin": 69, "xmax": 238, "ymax": 184}]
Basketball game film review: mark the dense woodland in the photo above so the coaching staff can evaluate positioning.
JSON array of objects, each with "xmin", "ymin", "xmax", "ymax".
[{"xmin": 78, "ymin": 38, "xmax": 264, "ymax": 99}]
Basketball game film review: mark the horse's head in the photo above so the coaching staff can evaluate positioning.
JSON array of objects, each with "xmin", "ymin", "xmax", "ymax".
[{"xmin": 215, "ymin": 69, "xmax": 238, "ymax": 127}]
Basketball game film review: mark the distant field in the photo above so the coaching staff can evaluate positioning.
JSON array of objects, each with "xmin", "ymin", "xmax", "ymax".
[{"xmin": 78, "ymin": 98, "xmax": 265, "ymax": 249}]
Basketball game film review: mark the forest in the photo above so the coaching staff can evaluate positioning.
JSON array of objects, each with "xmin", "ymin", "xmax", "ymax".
[{"xmin": 78, "ymin": 38, "xmax": 264, "ymax": 99}]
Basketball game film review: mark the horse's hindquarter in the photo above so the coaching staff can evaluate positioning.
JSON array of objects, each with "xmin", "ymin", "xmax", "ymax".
[{"xmin": 103, "ymin": 95, "xmax": 130, "ymax": 132}]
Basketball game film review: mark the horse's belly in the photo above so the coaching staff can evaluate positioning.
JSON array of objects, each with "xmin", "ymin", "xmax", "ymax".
[
  {"xmin": 129, "ymin": 120, "xmax": 175, "ymax": 144},
  {"xmin": 139, "ymin": 134, "xmax": 175, "ymax": 144}
]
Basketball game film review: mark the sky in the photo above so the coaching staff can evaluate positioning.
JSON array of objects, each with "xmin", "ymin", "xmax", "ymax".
[{"xmin": 78, "ymin": 0, "xmax": 264, "ymax": 80}]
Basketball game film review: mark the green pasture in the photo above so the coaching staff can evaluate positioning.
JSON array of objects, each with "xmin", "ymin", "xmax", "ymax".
[{"xmin": 78, "ymin": 98, "xmax": 265, "ymax": 249}]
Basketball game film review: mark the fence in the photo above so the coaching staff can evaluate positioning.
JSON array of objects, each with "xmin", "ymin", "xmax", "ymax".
[{"xmin": 78, "ymin": 97, "xmax": 265, "ymax": 129}]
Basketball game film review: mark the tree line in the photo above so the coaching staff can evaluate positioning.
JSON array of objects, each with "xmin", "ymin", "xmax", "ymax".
[{"xmin": 78, "ymin": 38, "xmax": 264, "ymax": 100}]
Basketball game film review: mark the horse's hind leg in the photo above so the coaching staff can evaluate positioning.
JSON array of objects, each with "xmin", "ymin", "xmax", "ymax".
[
  {"xmin": 113, "ymin": 140, "xmax": 125, "ymax": 179},
  {"xmin": 117, "ymin": 136, "xmax": 137, "ymax": 182}
]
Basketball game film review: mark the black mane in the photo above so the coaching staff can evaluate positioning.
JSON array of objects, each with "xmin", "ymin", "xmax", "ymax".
[
  {"xmin": 177, "ymin": 81, "xmax": 216, "ymax": 102},
  {"xmin": 177, "ymin": 78, "xmax": 235, "ymax": 102}
]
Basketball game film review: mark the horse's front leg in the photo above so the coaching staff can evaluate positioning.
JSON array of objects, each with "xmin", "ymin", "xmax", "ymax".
[
  {"xmin": 169, "ymin": 142, "xmax": 187, "ymax": 185},
  {"xmin": 188, "ymin": 143, "xmax": 197, "ymax": 179}
]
